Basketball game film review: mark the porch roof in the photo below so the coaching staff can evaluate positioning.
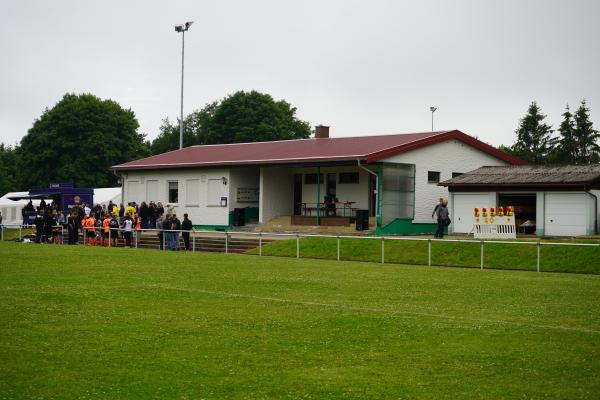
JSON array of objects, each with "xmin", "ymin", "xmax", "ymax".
[{"xmin": 113, "ymin": 129, "xmax": 523, "ymax": 171}]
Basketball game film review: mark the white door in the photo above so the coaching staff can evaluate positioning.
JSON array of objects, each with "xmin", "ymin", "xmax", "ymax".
[
  {"xmin": 545, "ymin": 193, "xmax": 587, "ymax": 236},
  {"xmin": 452, "ymin": 193, "xmax": 490, "ymax": 233}
]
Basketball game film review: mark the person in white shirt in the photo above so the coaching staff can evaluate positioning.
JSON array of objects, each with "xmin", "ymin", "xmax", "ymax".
[
  {"xmin": 84, "ymin": 204, "xmax": 91, "ymax": 217},
  {"xmin": 121, "ymin": 215, "xmax": 133, "ymax": 247}
]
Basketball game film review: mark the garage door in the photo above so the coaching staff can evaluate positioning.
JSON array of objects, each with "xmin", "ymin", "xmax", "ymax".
[
  {"xmin": 452, "ymin": 193, "xmax": 490, "ymax": 233},
  {"xmin": 545, "ymin": 193, "xmax": 587, "ymax": 236}
]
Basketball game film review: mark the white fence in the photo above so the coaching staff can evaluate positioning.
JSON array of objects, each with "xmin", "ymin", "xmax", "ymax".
[{"xmin": 1, "ymin": 224, "xmax": 599, "ymax": 274}]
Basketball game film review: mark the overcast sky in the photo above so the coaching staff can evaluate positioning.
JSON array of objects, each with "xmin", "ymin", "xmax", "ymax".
[{"xmin": 1, "ymin": 0, "xmax": 599, "ymax": 148}]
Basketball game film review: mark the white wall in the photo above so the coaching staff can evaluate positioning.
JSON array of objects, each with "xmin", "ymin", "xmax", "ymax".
[
  {"xmin": 229, "ymin": 167, "xmax": 260, "ymax": 211},
  {"xmin": 382, "ymin": 139, "xmax": 509, "ymax": 223},
  {"xmin": 121, "ymin": 168, "xmax": 230, "ymax": 226},
  {"xmin": 259, "ymin": 167, "xmax": 293, "ymax": 223}
]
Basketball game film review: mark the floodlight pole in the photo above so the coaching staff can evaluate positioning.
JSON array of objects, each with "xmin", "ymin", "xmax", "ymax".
[
  {"xmin": 179, "ymin": 29, "xmax": 185, "ymax": 149},
  {"xmin": 430, "ymin": 106, "xmax": 437, "ymax": 131},
  {"xmin": 175, "ymin": 21, "xmax": 193, "ymax": 149}
]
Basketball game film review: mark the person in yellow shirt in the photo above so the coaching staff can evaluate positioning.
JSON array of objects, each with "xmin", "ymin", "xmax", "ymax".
[{"xmin": 125, "ymin": 203, "xmax": 136, "ymax": 220}]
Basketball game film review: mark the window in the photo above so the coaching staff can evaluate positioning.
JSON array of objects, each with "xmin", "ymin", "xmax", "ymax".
[
  {"xmin": 168, "ymin": 181, "xmax": 179, "ymax": 203},
  {"xmin": 427, "ymin": 171, "xmax": 440, "ymax": 184},
  {"xmin": 452, "ymin": 172, "xmax": 463, "ymax": 178},
  {"xmin": 338, "ymin": 172, "xmax": 359, "ymax": 184},
  {"xmin": 304, "ymin": 173, "xmax": 324, "ymax": 184},
  {"xmin": 185, "ymin": 179, "xmax": 200, "ymax": 206}
]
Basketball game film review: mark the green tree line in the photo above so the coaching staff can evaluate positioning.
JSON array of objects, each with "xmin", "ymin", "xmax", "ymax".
[
  {"xmin": 500, "ymin": 100, "xmax": 599, "ymax": 164},
  {"xmin": 0, "ymin": 90, "xmax": 311, "ymax": 197}
]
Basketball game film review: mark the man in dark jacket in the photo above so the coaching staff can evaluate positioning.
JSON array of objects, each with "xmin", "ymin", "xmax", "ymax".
[
  {"xmin": 34, "ymin": 210, "xmax": 44, "ymax": 243},
  {"xmin": 67, "ymin": 210, "xmax": 78, "ymax": 245},
  {"xmin": 171, "ymin": 214, "xmax": 181, "ymax": 251},
  {"xmin": 434, "ymin": 199, "xmax": 450, "ymax": 239},
  {"xmin": 181, "ymin": 214, "xmax": 193, "ymax": 251},
  {"xmin": 162, "ymin": 214, "xmax": 172, "ymax": 250}
]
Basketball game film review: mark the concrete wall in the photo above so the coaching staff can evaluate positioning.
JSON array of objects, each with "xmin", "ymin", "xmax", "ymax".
[
  {"xmin": 121, "ymin": 168, "xmax": 230, "ymax": 226},
  {"xmin": 228, "ymin": 167, "xmax": 260, "ymax": 211},
  {"xmin": 382, "ymin": 139, "xmax": 509, "ymax": 223},
  {"xmin": 259, "ymin": 167, "xmax": 294, "ymax": 223}
]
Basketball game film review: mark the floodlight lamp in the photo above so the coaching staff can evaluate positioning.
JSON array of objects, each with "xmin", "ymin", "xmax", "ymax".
[
  {"xmin": 175, "ymin": 25, "xmax": 184, "ymax": 32},
  {"xmin": 430, "ymin": 106, "xmax": 437, "ymax": 113},
  {"xmin": 185, "ymin": 21, "xmax": 194, "ymax": 29}
]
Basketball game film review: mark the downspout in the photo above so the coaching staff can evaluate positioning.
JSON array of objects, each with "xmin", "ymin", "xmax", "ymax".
[
  {"xmin": 357, "ymin": 160, "xmax": 380, "ymax": 227},
  {"xmin": 585, "ymin": 188, "xmax": 598, "ymax": 234}
]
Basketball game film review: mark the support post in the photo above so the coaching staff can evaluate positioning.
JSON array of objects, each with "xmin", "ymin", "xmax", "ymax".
[
  {"xmin": 337, "ymin": 236, "xmax": 340, "ymax": 261},
  {"xmin": 259, "ymin": 233, "xmax": 262, "ymax": 257},
  {"xmin": 83, "ymin": 228, "xmax": 86, "ymax": 246},
  {"xmin": 316, "ymin": 167, "xmax": 321, "ymax": 226},
  {"xmin": 108, "ymin": 228, "xmax": 111, "ymax": 247},
  {"xmin": 19, "ymin": 226, "xmax": 22, "ymax": 241},
  {"xmin": 296, "ymin": 234, "xmax": 300, "ymax": 258},
  {"xmin": 135, "ymin": 230, "xmax": 138, "ymax": 248},
  {"xmin": 536, "ymin": 242, "xmax": 541, "ymax": 273},
  {"xmin": 192, "ymin": 233, "xmax": 195, "ymax": 253},
  {"xmin": 1, "ymin": 225, "xmax": 3, "ymax": 241},
  {"xmin": 163, "ymin": 232, "xmax": 166, "ymax": 251},
  {"xmin": 480, "ymin": 240, "xmax": 484, "ymax": 270},
  {"xmin": 428, "ymin": 239, "xmax": 432, "ymax": 266},
  {"xmin": 225, "ymin": 232, "xmax": 229, "ymax": 254},
  {"xmin": 381, "ymin": 237, "xmax": 385, "ymax": 264}
]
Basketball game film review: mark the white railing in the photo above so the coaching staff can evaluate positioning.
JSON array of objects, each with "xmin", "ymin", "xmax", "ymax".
[{"xmin": 1, "ymin": 224, "xmax": 599, "ymax": 274}]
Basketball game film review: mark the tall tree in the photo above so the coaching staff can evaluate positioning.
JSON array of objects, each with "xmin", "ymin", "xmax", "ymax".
[
  {"xmin": 149, "ymin": 91, "xmax": 311, "ymax": 154},
  {"xmin": 572, "ymin": 99, "xmax": 599, "ymax": 164},
  {"xmin": 0, "ymin": 144, "xmax": 18, "ymax": 196},
  {"xmin": 511, "ymin": 102, "xmax": 556, "ymax": 164},
  {"xmin": 552, "ymin": 104, "xmax": 577, "ymax": 164},
  {"xmin": 17, "ymin": 93, "xmax": 149, "ymax": 189}
]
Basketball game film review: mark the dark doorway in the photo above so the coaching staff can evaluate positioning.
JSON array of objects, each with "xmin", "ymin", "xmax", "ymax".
[
  {"xmin": 498, "ymin": 193, "xmax": 536, "ymax": 234},
  {"xmin": 326, "ymin": 173, "xmax": 337, "ymax": 198},
  {"xmin": 293, "ymin": 174, "xmax": 302, "ymax": 215}
]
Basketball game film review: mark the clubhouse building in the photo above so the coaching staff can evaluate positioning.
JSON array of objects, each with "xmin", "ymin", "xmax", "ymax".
[{"xmin": 112, "ymin": 127, "xmax": 523, "ymax": 234}]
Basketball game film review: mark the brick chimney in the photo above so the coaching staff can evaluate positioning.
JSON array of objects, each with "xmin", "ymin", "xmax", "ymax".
[{"xmin": 315, "ymin": 125, "xmax": 330, "ymax": 139}]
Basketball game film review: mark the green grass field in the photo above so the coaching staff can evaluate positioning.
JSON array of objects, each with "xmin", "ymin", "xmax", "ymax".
[
  {"xmin": 248, "ymin": 236, "xmax": 600, "ymax": 274},
  {"xmin": 1, "ymin": 242, "xmax": 600, "ymax": 399}
]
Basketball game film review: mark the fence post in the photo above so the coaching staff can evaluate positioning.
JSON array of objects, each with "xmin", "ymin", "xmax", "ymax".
[
  {"xmin": 381, "ymin": 237, "xmax": 385, "ymax": 264},
  {"xmin": 163, "ymin": 232, "xmax": 166, "ymax": 251},
  {"xmin": 192, "ymin": 233, "xmax": 196, "ymax": 253},
  {"xmin": 337, "ymin": 236, "xmax": 340, "ymax": 261},
  {"xmin": 480, "ymin": 240, "xmax": 484, "ymax": 270},
  {"xmin": 296, "ymin": 234, "xmax": 300, "ymax": 258},
  {"xmin": 135, "ymin": 230, "xmax": 138, "ymax": 248},
  {"xmin": 225, "ymin": 232, "xmax": 229, "ymax": 254},
  {"xmin": 108, "ymin": 228, "xmax": 111, "ymax": 247},
  {"xmin": 428, "ymin": 239, "xmax": 432, "ymax": 266},
  {"xmin": 19, "ymin": 226, "xmax": 22, "ymax": 241},
  {"xmin": 536, "ymin": 242, "xmax": 541, "ymax": 273},
  {"xmin": 259, "ymin": 233, "xmax": 262, "ymax": 257},
  {"xmin": 1, "ymin": 225, "xmax": 3, "ymax": 241},
  {"xmin": 83, "ymin": 228, "xmax": 86, "ymax": 246}
]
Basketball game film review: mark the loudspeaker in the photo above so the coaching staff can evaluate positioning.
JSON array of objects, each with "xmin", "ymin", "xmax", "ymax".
[
  {"xmin": 355, "ymin": 209, "xmax": 369, "ymax": 231},
  {"xmin": 233, "ymin": 208, "xmax": 245, "ymax": 227}
]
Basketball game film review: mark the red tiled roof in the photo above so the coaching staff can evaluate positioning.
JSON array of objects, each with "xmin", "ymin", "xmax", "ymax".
[{"xmin": 113, "ymin": 129, "xmax": 524, "ymax": 171}]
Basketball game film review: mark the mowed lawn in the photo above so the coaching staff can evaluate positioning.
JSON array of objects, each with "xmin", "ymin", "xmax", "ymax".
[{"xmin": 1, "ymin": 242, "xmax": 600, "ymax": 399}]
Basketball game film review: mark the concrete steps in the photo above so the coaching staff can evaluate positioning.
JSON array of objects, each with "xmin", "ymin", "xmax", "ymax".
[{"xmin": 77, "ymin": 233, "xmax": 272, "ymax": 254}]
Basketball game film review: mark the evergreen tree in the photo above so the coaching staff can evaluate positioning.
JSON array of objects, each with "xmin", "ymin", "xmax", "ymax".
[
  {"xmin": 511, "ymin": 102, "xmax": 556, "ymax": 164},
  {"xmin": 552, "ymin": 104, "xmax": 576, "ymax": 164},
  {"xmin": 572, "ymin": 99, "xmax": 599, "ymax": 164}
]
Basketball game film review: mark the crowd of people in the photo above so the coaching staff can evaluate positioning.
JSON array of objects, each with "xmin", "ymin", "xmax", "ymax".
[{"xmin": 28, "ymin": 199, "xmax": 194, "ymax": 250}]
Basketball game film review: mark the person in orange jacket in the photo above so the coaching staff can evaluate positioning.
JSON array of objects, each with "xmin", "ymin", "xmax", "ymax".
[
  {"xmin": 102, "ymin": 215, "xmax": 111, "ymax": 247},
  {"xmin": 86, "ymin": 215, "xmax": 96, "ymax": 245}
]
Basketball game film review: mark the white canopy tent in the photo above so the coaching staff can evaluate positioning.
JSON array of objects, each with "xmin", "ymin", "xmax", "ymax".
[{"xmin": 0, "ymin": 187, "xmax": 121, "ymax": 226}]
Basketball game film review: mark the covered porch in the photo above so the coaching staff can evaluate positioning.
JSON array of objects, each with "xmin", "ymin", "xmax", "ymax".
[{"xmin": 256, "ymin": 162, "xmax": 416, "ymax": 231}]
